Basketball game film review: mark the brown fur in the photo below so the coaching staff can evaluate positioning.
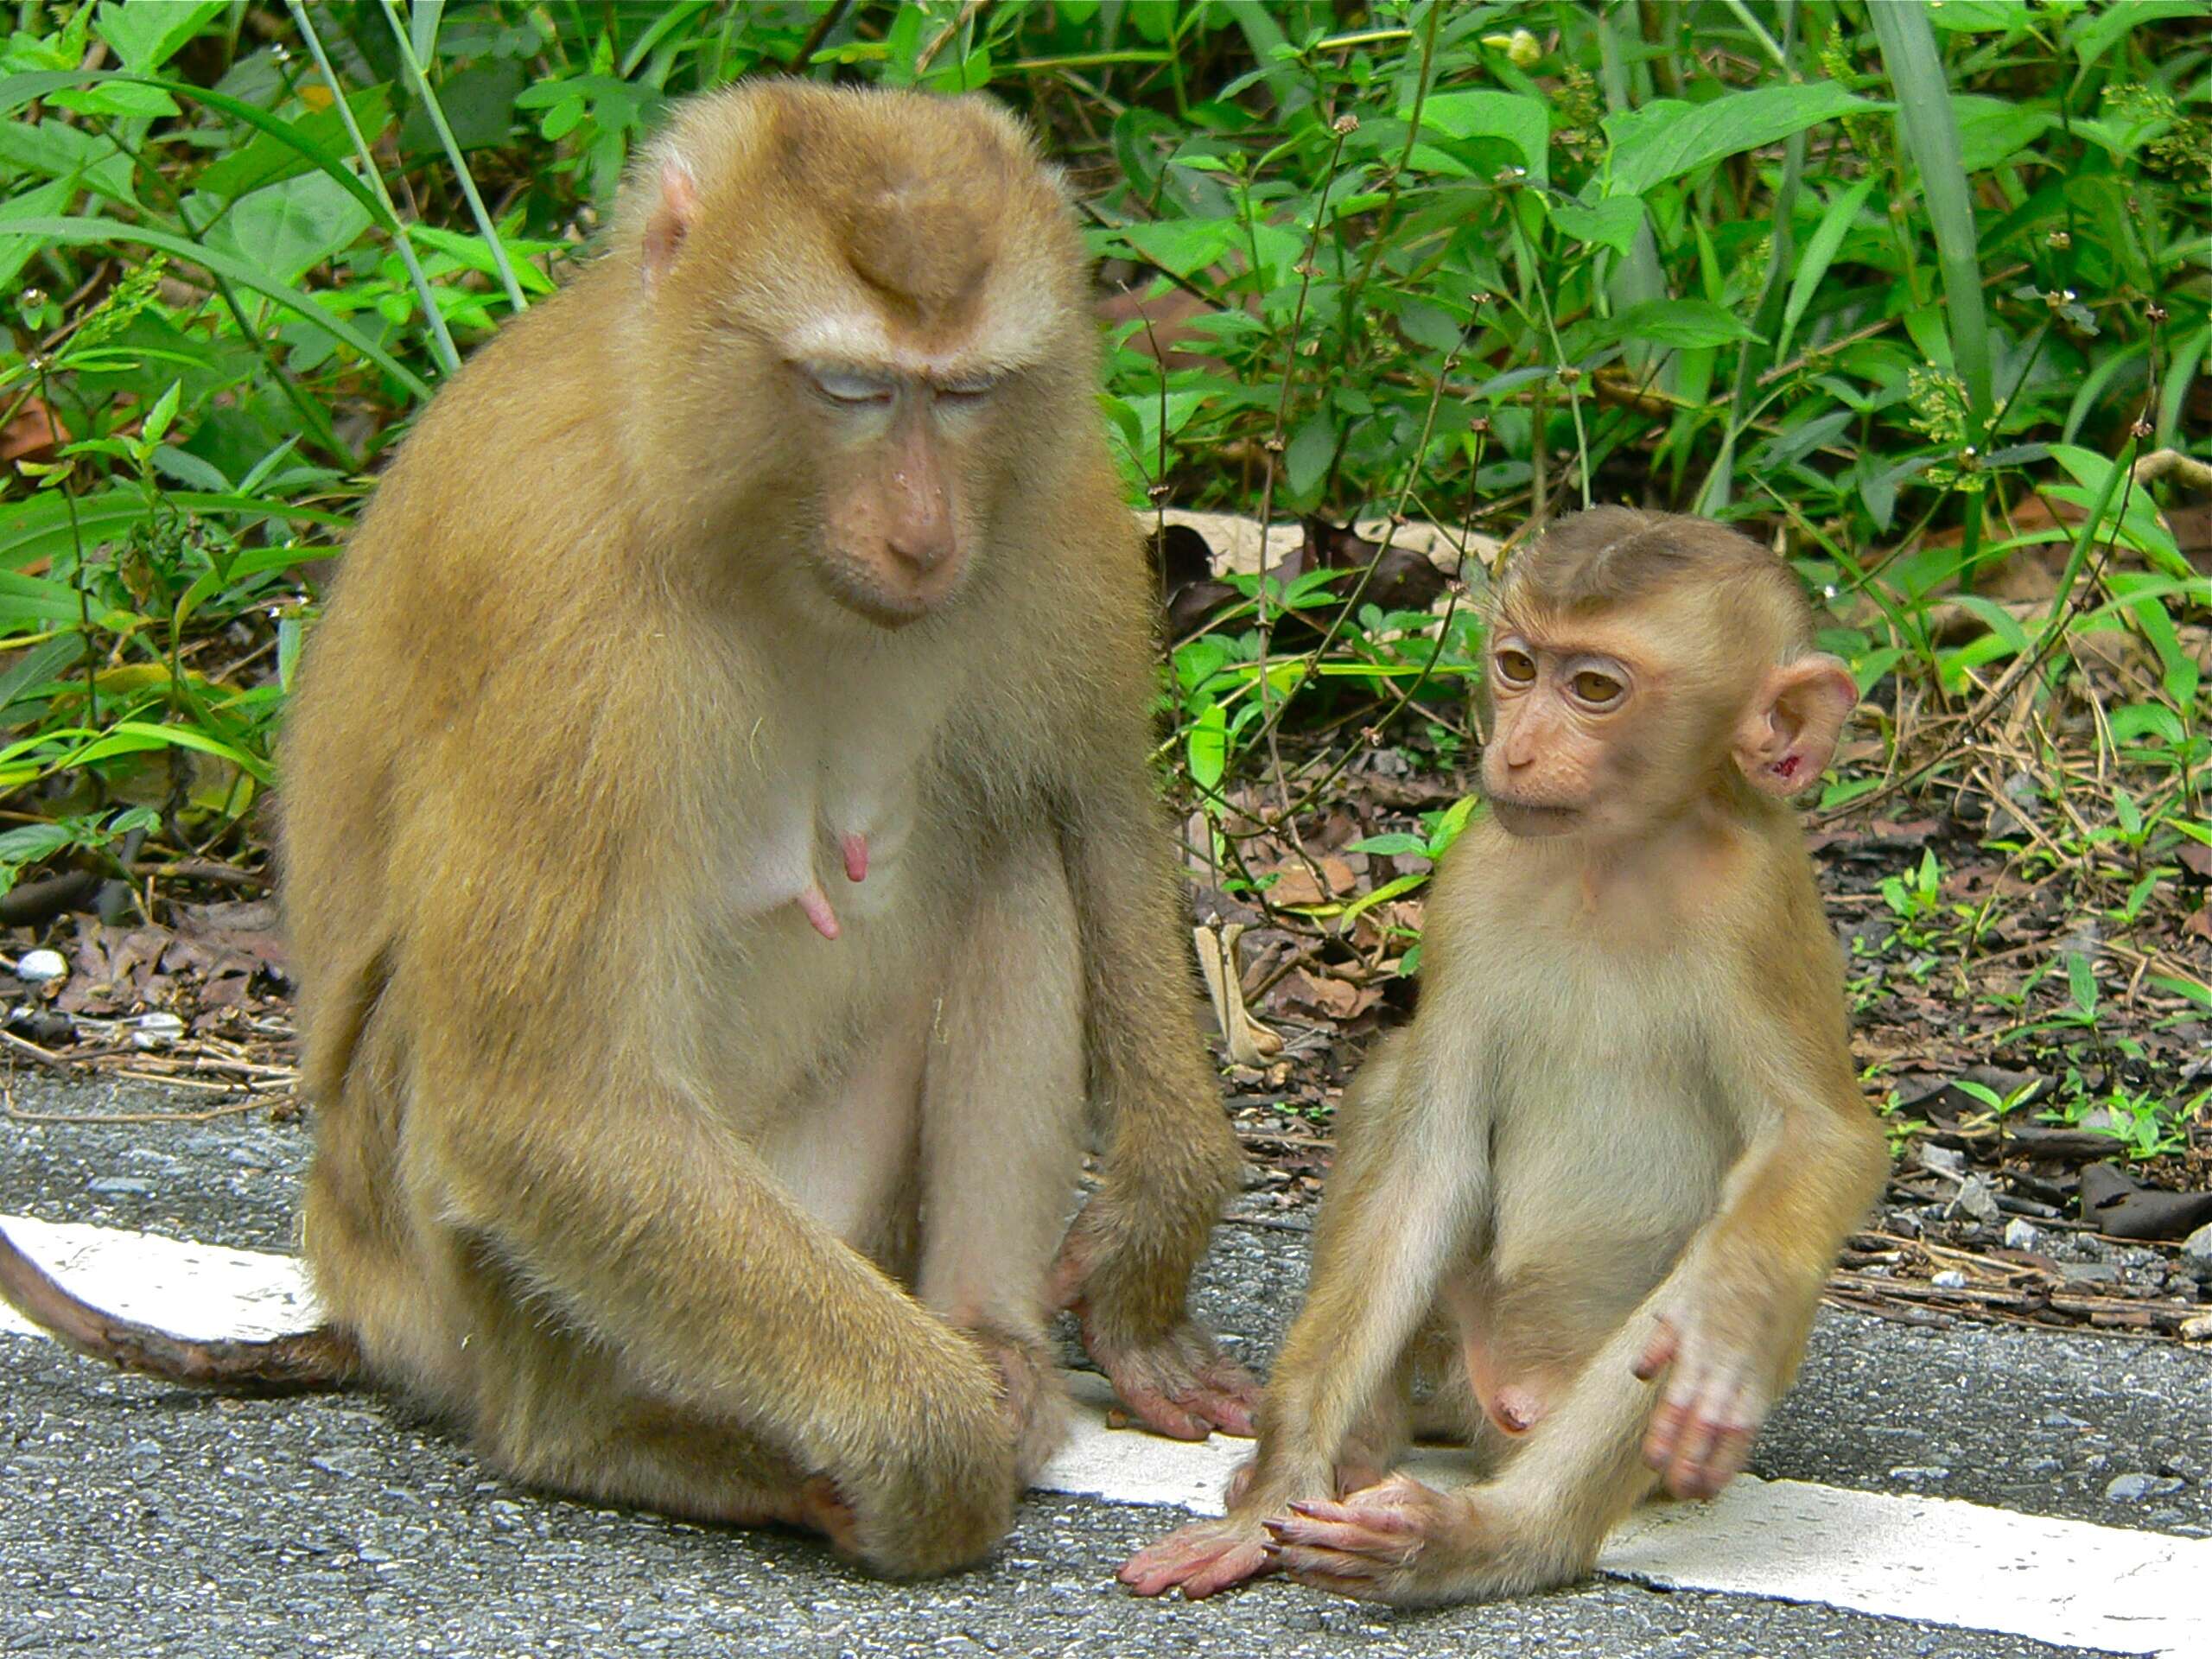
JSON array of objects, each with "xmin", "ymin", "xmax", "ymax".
[
  {"xmin": 1122, "ymin": 511, "xmax": 1887, "ymax": 1606},
  {"xmin": 1, "ymin": 82, "xmax": 1253, "ymax": 1580}
]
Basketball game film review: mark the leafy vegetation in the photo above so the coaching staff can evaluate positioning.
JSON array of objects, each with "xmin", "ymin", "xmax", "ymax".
[{"xmin": 0, "ymin": 2, "xmax": 2206, "ymax": 1156}]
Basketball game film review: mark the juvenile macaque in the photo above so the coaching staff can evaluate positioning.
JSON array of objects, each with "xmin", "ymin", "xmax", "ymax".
[
  {"xmin": 0, "ymin": 83, "xmax": 1257, "ymax": 1577},
  {"xmin": 1123, "ymin": 508, "xmax": 1888, "ymax": 1605}
]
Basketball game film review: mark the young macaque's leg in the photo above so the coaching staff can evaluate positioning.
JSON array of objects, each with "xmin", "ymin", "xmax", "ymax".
[
  {"xmin": 915, "ymin": 838, "xmax": 1088, "ymax": 1481},
  {"xmin": 1120, "ymin": 1037, "xmax": 1488, "ymax": 1599}
]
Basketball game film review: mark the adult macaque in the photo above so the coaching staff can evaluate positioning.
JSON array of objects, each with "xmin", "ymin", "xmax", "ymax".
[
  {"xmin": 1122, "ymin": 508, "xmax": 1888, "ymax": 1605},
  {"xmin": 0, "ymin": 83, "xmax": 1258, "ymax": 1577}
]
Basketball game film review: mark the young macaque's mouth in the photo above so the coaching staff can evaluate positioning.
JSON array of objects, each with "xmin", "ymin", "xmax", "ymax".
[{"xmin": 1488, "ymin": 798, "xmax": 1581, "ymax": 837}]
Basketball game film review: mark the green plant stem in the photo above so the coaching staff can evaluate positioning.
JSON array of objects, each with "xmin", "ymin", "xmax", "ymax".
[
  {"xmin": 289, "ymin": 0, "xmax": 460, "ymax": 377},
  {"xmin": 378, "ymin": 0, "xmax": 528, "ymax": 315}
]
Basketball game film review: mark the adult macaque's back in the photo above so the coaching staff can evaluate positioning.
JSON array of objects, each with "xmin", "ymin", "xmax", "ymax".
[{"xmin": 3, "ymin": 82, "xmax": 1255, "ymax": 1580}]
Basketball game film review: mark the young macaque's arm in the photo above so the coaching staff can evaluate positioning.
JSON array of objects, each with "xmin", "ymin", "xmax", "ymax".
[
  {"xmin": 1633, "ymin": 971, "xmax": 1889, "ymax": 1497},
  {"xmin": 1121, "ymin": 1046, "xmax": 1484, "ymax": 1599}
]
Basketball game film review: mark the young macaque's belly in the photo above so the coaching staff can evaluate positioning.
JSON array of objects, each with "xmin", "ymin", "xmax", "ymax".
[{"xmin": 1458, "ymin": 1005, "xmax": 1735, "ymax": 1433}]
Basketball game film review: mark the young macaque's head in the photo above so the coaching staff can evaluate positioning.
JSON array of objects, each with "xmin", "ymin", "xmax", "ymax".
[
  {"xmin": 1478, "ymin": 509, "xmax": 1857, "ymax": 841},
  {"xmin": 611, "ymin": 84, "xmax": 1090, "ymax": 629}
]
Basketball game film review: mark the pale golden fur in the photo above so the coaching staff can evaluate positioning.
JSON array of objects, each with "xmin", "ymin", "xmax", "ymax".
[
  {"xmin": 268, "ymin": 81, "xmax": 1253, "ymax": 1575},
  {"xmin": 1124, "ymin": 510, "xmax": 1888, "ymax": 1605}
]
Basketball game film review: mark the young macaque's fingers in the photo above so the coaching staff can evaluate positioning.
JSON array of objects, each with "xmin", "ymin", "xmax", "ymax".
[{"xmin": 1632, "ymin": 1319, "xmax": 1680, "ymax": 1382}]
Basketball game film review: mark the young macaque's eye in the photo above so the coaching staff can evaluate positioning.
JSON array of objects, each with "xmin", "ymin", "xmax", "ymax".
[
  {"xmin": 808, "ymin": 366, "xmax": 896, "ymax": 405},
  {"xmin": 1570, "ymin": 670, "xmax": 1624, "ymax": 707},
  {"xmin": 1495, "ymin": 647, "xmax": 1537, "ymax": 685}
]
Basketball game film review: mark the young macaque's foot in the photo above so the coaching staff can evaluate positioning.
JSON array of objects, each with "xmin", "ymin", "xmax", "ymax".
[{"xmin": 1119, "ymin": 1516, "xmax": 1276, "ymax": 1599}]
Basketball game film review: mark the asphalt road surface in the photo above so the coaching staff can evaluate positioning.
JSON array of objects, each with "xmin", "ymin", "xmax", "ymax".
[{"xmin": 3, "ymin": 1073, "xmax": 2208, "ymax": 1659}]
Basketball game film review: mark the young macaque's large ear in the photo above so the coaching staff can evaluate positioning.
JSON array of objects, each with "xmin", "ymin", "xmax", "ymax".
[
  {"xmin": 641, "ymin": 156, "xmax": 700, "ymax": 287},
  {"xmin": 1734, "ymin": 653, "xmax": 1856, "ymax": 798}
]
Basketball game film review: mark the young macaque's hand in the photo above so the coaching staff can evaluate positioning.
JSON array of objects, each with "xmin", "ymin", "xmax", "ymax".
[
  {"xmin": 1050, "ymin": 1204, "xmax": 1260, "ymax": 1440},
  {"xmin": 1120, "ymin": 1514, "xmax": 1277, "ymax": 1599},
  {"xmin": 1632, "ymin": 1283, "xmax": 1781, "ymax": 1499},
  {"xmin": 1260, "ymin": 1472, "xmax": 1479, "ymax": 1605}
]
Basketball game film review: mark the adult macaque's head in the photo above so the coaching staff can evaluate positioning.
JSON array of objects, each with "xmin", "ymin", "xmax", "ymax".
[
  {"xmin": 1480, "ymin": 509, "xmax": 1858, "ymax": 840},
  {"xmin": 612, "ymin": 84, "xmax": 1090, "ymax": 628}
]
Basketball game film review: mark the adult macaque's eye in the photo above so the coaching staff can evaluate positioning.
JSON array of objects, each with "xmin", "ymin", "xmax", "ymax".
[
  {"xmin": 809, "ymin": 366, "xmax": 896, "ymax": 405},
  {"xmin": 1571, "ymin": 671, "xmax": 1624, "ymax": 707},
  {"xmin": 1495, "ymin": 648, "xmax": 1537, "ymax": 685},
  {"xmin": 936, "ymin": 372, "xmax": 1001, "ymax": 402}
]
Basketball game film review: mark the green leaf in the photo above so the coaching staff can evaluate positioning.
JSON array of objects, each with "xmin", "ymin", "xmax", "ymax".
[
  {"xmin": 1925, "ymin": 0, "xmax": 2029, "ymax": 32},
  {"xmin": 1951, "ymin": 94, "xmax": 2056, "ymax": 174},
  {"xmin": 1604, "ymin": 84, "xmax": 1882, "ymax": 199},
  {"xmin": 141, "ymin": 380, "xmax": 181, "ymax": 446},
  {"xmin": 1347, "ymin": 832, "xmax": 1432, "ymax": 858},
  {"xmin": 1186, "ymin": 702, "xmax": 1226, "ymax": 791},
  {"xmin": 1548, "ymin": 195, "xmax": 1644, "ymax": 257},
  {"xmin": 94, "ymin": 0, "xmax": 225, "ymax": 71},
  {"xmin": 212, "ymin": 172, "xmax": 376, "ymax": 287},
  {"xmin": 1114, "ymin": 217, "xmax": 1236, "ymax": 280},
  {"xmin": 0, "ymin": 637, "xmax": 82, "ymax": 711},
  {"xmin": 1341, "ymin": 872, "xmax": 1427, "ymax": 925},
  {"xmin": 1405, "ymin": 90, "xmax": 1551, "ymax": 188},
  {"xmin": 72, "ymin": 719, "xmax": 271, "ymax": 785},
  {"xmin": 2066, "ymin": 951, "xmax": 2098, "ymax": 1019},
  {"xmin": 1600, "ymin": 299, "xmax": 1758, "ymax": 350},
  {"xmin": 1283, "ymin": 413, "xmax": 1337, "ymax": 501},
  {"xmin": 0, "ymin": 177, "xmax": 75, "ymax": 290},
  {"xmin": 1777, "ymin": 178, "xmax": 1875, "ymax": 365}
]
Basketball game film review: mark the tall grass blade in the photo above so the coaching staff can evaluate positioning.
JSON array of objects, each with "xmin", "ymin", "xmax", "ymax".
[
  {"xmin": 287, "ymin": 0, "xmax": 460, "ymax": 375},
  {"xmin": 1868, "ymin": 0, "xmax": 1992, "ymax": 427},
  {"xmin": 378, "ymin": 0, "xmax": 529, "ymax": 315}
]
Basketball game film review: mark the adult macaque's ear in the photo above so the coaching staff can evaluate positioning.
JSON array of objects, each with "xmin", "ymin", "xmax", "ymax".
[
  {"xmin": 641, "ymin": 156, "xmax": 700, "ymax": 287},
  {"xmin": 1735, "ymin": 653, "xmax": 1856, "ymax": 798}
]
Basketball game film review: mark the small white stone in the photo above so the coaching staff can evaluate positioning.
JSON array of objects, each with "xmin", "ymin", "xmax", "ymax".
[
  {"xmin": 1948, "ymin": 1174, "xmax": 2002, "ymax": 1224},
  {"xmin": 2181, "ymin": 1221, "xmax": 2212, "ymax": 1268},
  {"xmin": 1916, "ymin": 1144, "xmax": 1967, "ymax": 1179},
  {"xmin": 1930, "ymin": 1269, "xmax": 1968, "ymax": 1289},
  {"xmin": 128, "ymin": 1012, "xmax": 186, "ymax": 1049},
  {"xmin": 14, "ymin": 948, "xmax": 67, "ymax": 984},
  {"xmin": 2003, "ymin": 1218, "xmax": 2040, "ymax": 1250}
]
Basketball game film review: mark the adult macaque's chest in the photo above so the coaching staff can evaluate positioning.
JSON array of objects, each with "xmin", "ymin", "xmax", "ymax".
[{"xmin": 707, "ymin": 648, "xmax": 978, "ymax": 1048}]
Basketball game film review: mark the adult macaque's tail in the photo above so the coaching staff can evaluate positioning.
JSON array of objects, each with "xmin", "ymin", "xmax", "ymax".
[{"xmin": 0, "ymin": 1223, "xmax": 360, "ymax": 1394}]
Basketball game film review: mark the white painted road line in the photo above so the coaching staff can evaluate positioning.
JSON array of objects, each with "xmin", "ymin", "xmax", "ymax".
[{"xmin": 6, "ymin": 1213, "xmax": 2208, "ymax": 1659}]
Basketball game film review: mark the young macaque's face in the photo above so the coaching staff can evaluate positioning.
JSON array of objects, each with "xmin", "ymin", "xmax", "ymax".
[
  {"xmin": 1479, "ymin": 605, "xmax": 1682, "ymax": 840},
  {"xmin": 1479, "ymin": 586, "xmax": 1854, "ymax": 842}
]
